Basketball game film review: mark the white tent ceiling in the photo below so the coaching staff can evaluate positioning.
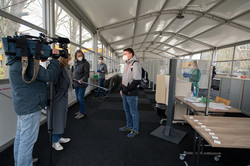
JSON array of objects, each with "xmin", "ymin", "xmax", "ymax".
[{"xmin": 61, "ymin": 0, "xmax": 250, "ymax": 58}]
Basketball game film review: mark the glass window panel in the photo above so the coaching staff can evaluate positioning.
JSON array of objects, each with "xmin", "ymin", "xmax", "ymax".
[
  {"xmin": 215, "ymin": 62, "xmax": 232, "ymax": 75},
  {"xmin": 232, "ymin": 60, "xmax": 250, "ymax": 77},
  {"xmin": 0, "ymin": 17, "xmax": 42, "ymax": 80},
  {"xmin": 107, "ymin": 58, "xmax": 111, "ymax": 73},
  {"xmin": 201, "ymin": 51, "xmax": 213, "ymax": 60},
  {"xmin": 103, "ymin": 45, "xmax": 107, "ymax": 56},
  {"xmin": 82, "ymin": 26, "xmax": 93, "ymax": 50},
  {"xmin": 68, "ymin": 44, "xmax": 79, "ymax": 59},
  {"xmin": 55, "ymin": 3, "xmax": 80, "ymax": 44},
  {"xmin": 192, "ymin": 53, "xmax": 201, "ymax": 60},
  {"xmin": 235, "ymin": 44, "xmax": 250, "ymax": 60},
  {"xmin": 108, "ymin": 50, "xmax": 111, "ymax": 57},
  {"xmin": 216, "ymin": 47, "xmax": 234, "ymax": 61},
  {"xmin": 82, "ymin": 48, "xmax": 93, "ymax": 70},
  {"xmin": 98, "ymin": 41, "xmax": 102, "ymax": 55},
  {"xmin": 184, "ymin": 56, "xmax": 190, "ymax": 59},
  {"xmin": 1, "ymin": 0, "xmax": 44, "ymax": 28}
]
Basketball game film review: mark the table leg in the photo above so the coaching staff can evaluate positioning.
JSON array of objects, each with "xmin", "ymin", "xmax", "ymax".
[
  {"xmin": 196, "ymin": 135, "xmax": 202, "ymax": 166},
  {"xmin": 193, "ymin": 131, "xmax": 198, "ymax": 165}
]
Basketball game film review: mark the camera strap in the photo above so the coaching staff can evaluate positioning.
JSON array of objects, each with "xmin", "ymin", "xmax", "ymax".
[{"xmin": 20, "ymin": 39, "xmax": 42, "ymax": 83}]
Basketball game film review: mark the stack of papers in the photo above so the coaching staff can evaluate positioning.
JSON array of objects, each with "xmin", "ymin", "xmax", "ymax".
[
  {"xmin": 184, "ymin": 97, "xmax": 202, "ymax": 103},
  {"xmin": 192, "ymin": 103, "xmax": 206, "ymax": 107},
  {"xmin": 209, "ymin": 102, "xmax": 228, "ymax": 110}
]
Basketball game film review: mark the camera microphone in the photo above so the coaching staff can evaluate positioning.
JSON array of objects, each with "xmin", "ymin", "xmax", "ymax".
[{"xmin": 57, "ymin": 37, "xmax": 70, "ymax": 44}]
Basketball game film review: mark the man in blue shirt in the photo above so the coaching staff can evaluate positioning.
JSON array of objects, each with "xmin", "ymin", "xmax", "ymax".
[{"xmin": 94, "ymin": 56, "xmax": 108, "ymax": 99}]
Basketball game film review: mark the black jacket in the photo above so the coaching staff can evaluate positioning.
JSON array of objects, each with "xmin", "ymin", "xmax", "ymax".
[{"xmin": 72, "ymin": 59, "xmax": 90, "ymax": 88}]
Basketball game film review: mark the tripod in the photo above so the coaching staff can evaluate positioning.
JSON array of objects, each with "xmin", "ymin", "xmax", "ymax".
[{"xmin": 48, "ymin": 82, "xmax": 54, "ymax": 166}]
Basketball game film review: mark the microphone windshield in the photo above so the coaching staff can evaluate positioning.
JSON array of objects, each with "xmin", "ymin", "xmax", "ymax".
[{"xmin": 57, "ymin": 37, "xmax": 70, "ymax": 44}]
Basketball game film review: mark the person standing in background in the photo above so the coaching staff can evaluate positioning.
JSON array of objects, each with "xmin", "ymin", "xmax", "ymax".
[
  {"xmin": 73, "ymin": 50, "xmax": 90, "ymax": 119},
  {"xmin": 119, "ymin": 48, "xmax": 142, "ymax": 138},
  {"xmin": 183, "ymin": 60, "xmax": 201, "ymax": 96},
  {"xmin": 94, "ymin": 56, "xmax": 108, "ymax": 99}
]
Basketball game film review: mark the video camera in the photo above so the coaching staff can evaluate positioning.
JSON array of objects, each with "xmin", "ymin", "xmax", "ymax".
[
  {"xmin": 2, "ymin": 33, "xmax": 70, "ymax": 60},
  {"xmin": 40, "ymin": 33, "xmax": 70, "ymax": 59}
]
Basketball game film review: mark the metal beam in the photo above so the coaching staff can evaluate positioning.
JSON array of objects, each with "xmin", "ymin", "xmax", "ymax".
[
  {"xmin": 142, "ymin": 0, "xmax": 195, "ymax": 55},
  {"xmin": 110, "ymin": 31, "xmax": 213, "ymax": 48},
  {"xmin": 136, "ymin": 51, "xmax": 169, "ymax": 59},
  {"xmin": 136, "ymin": 0, "xmax": 170, "ymax": 48},
  {"xmin": 177, "ymin": 39, "xmax": 250, "ymax": 58},
  {"xmin": 131, "ymin": 0, "xmax": 141, "ymax": 46},
  {"xmin": 97, "ymin": 9, "xmax": 250, "ymax": 33},
  {"xmin": 114, "ymin": 41, "xmax": 190, "ymax": 53}
]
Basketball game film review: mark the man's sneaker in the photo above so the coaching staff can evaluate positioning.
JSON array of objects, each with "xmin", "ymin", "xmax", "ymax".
[
  {"xmin": 119, "ymin": 126, "xmax": 132, "ymax": 132},
  {"xmin": 75, "ymin": 111, "xmax": 80, "ymax": 115},
  {"xmin": 127, "ymin": 131, "xmax": 139, "ymax": 138},
  {"xmin": 52, "ymin": 142, "xmax": 63, "ymax": 151},
  {"xmin": 59, "ymin": 137, "xmax": 71, "ymax": 144},
  {"xmin": 102, "ymin": 95, "xmax": 108, "ymax": 99}
]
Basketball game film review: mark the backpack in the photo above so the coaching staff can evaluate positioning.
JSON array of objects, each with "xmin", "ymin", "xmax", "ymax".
[{"xmin": 131, "ymin": 61, "xmax": 149, "ymax": 89}]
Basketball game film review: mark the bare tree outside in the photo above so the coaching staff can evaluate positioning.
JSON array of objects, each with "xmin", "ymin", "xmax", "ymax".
[{"xmin": 0, "ymin": 0, "xmax": 42, "ymax": 79}]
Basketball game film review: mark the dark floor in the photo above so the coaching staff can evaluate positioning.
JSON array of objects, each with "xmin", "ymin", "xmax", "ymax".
[{"xmin": 1, "ymin": 87, "xmax": 250, "ymax": 166}]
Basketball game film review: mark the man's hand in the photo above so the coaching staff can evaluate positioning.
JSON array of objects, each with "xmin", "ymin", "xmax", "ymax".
[
  {"xmin": 52, "ymin": 48, "xmax": 59, "ymax": 55},
  {"xmin": 78, "ymin": 79, "xmax": 83, "ymax": 84},
  {"xmin": 120, "ymin": 90, "xmax": 123, "ymax": 98}
]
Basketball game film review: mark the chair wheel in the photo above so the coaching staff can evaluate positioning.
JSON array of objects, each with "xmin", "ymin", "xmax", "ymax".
[
  {"xmin": 214, "ymin": 155, "xmax": 221, "ymax": 161},
  {"xmin": 179, "ymin": 154, "xmax": 186, "ymax": 160}
]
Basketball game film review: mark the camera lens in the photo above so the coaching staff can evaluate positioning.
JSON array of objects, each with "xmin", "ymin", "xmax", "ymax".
[{"xmin": 59, "ymin": 49, "xmax": 68, "ymax": 58}]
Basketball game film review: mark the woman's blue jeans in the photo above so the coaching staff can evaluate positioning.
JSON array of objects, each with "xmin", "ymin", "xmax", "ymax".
[
  {"xmin": 75, "ymin": 87, "xmax": 86, "ymax": 114},
  {"xmin": 52, "ymin": 134, "xmax": 62, "ymax": 143}
]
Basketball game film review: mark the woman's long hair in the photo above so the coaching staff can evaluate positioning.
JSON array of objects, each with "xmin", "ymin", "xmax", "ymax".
[
  {"xmin": 74, "ymin": 50, "xmax": 85, "ymax": 61},
  {"xmin": 59, "ymin": 54, "xmax": 71, "ymax": 67}
]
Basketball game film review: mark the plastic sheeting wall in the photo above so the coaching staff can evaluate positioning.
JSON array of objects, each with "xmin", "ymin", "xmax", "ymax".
[
  {"xmin": 141, "ymin": 59, "xmax": 169, "ymax": 86},
  {"xmin": 176, "ymin": 60, "xmax": 211, "ymax": 89}
]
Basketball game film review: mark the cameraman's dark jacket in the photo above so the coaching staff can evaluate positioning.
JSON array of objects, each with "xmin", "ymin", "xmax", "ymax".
[
  {"xmin": 121, "ymin": 55, "xmax": 142, "ymax": 96},
  {"xmin": 72, "ymin": 58, "xmax": 90, "ymax": 88},
  {"xmin": 7, "ymin": 57, "xmax": 59, "ymax": 116}
]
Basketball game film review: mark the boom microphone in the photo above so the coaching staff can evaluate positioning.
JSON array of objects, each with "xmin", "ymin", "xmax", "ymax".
[{"xmin": 57, "ymin": 37, "xmax": 70, "ymax": 44}]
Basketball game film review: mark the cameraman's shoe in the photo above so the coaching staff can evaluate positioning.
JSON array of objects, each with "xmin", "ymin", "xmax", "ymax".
[
  {"xmin": 74, "ymin": 113, "xmax": 85, "ymax": 119},
  {"xmin": 59, "ymin": 137, "xmax": 70, "ymax": 144},
  {"xmin": 33, "ymin": 158, "xmax": 39, "ymax": 166},
  {"xmin": 52, "ymin": 142, "xmax": 63, "ymax": 151}
]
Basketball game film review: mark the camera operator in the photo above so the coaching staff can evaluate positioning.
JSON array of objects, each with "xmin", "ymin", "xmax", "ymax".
[{"xmin": 7, "ymin": 48, "xmax": 60, "ymax": 166}]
